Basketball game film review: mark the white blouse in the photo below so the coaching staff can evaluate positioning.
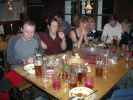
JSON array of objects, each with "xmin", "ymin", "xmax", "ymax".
[{"xmin": 102, "ymin": 22, "xmax": 122, "ymax": 43}]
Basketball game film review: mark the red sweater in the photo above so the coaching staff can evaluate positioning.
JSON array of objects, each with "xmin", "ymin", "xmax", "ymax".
[{"xmin": 39, "ymin": 33, "xmax": 62, "ymax": 55}]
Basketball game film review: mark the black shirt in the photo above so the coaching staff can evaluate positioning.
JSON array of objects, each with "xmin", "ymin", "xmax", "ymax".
[{"xmin": 120, "ymin": 32, "xmax": 130, "ymax": 45}]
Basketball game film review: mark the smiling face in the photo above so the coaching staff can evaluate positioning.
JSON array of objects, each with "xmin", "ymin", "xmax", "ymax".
[
  {"xmin": 79, "ymin": 20, "xmax": 89, "ymax": 32},
  {"xmin": 22, "ymin": 23, "xmax": 35, "ymax": 40},
  {"xmin": 49, "ymin": 20, "xmax": 59, "ymax": 34},
  {"xmin": 88, "ymin": 18, "xmax": 96, "ymax": 31},
  {"xmin": 78, "ymin": 16, "xmax": 89, "ymax": 32}
]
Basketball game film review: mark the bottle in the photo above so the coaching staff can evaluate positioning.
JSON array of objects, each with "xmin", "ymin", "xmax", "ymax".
[{"xmin": 62, "ymin": 64, "xmax": 70, "ymax": 81}]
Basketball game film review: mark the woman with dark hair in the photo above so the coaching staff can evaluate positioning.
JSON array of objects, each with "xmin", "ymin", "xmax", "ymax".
[
  {"xmin": 39, "ymin": 18, "xmax": 66, "ymax": 55},
  {"xmin": 54, "ymin": 14, "xmax": 71, "ymax": 35}
]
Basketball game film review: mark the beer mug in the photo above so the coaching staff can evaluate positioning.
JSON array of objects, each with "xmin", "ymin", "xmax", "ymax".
[
  {"xmin": 95, "ymin": 56, "xmax": 103, "ymax": 77},
  {"xmin": 34, "ymin": 53, "xmax": 43, "ymax": 77}
]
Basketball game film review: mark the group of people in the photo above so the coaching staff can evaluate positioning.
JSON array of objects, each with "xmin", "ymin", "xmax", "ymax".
[
  {"xmin": 6, "ymin": 15, "xmax": 133, "ymax": 68},
  {"xmin": 0, "ymin": 14, "xmax": 132, "ymax": 100},
  {"xmin": 102, "ymin": 16, "xmax": 133, "ymax": 48}
]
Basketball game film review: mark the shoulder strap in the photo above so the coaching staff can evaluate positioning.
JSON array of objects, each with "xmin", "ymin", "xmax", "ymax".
[{"xmin": 74, "ymin": 29, "xmax": 79, "ymax": 40}]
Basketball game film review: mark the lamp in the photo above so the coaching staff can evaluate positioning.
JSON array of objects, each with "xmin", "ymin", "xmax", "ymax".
[
  {"xmin": 7, "ymin": 0, "xmax": 13, "ymax": 11},
  {"xmin": 84, "ymin": 0, "xmax": 93, "ymax": 14}
]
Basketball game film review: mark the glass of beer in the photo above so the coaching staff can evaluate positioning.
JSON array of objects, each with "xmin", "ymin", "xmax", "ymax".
[
  {"xmin": 34, "ymin": 61, "xmax": 43, "ymax": 77},
  {"xmin": 75, "ymin": 65, "xmax": 87, "ymax": 83},
  {"xmin": 34, "ymin": 54, "xmax": 43, "ymax": 77},
  {"xmin": 68, "ymin": 73, "xmax": 77, "ymax": 89},
  {"xmin": 112, "ymin": 36, "xmax": 118, "ymax": 45},
  {"xmin": 95, "ymin": 56, "xmax": 103, "ymax": 77},
  {"xmin": 96, "ymin": 66, "xmax": 103, "ymax": 77}
]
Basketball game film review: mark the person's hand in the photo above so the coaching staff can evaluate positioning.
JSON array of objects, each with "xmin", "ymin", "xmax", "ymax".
[
  {"xmin": 25, "ymin": 57, "xmax": 34, "ymax": 64},
  {"xmin": 41, "ymin": 40, "xmax": 47, "ymax": 49},
  {"xmin": 58, "ymin": 31, "xmax": 65, "ymax": 40},
  {"xmin": 81, "ymin": 29, "xmax": 88, "ymax": 36}
]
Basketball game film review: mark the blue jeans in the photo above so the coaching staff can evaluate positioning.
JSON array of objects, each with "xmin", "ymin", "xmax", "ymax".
[
  {"xmin": 110, "ymin": 88, "xmax": 133, "ymax": 100},
  {"xmin": 117, "ymin": 69, "xmax": 133, "ymax": 89}
]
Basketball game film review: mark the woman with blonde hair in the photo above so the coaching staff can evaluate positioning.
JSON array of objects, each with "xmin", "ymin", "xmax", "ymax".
[
  {"xmin": 87, "ymin": 16, "xmax": 102, "ymax": 41},
  {"xmin": 69, "ymin": 16, "xmax": 89, "ymax": 48}
]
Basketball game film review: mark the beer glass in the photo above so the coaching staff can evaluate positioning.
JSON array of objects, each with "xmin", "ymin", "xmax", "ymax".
[{"xmin": 34, "ymin": 53, "xmax": 43, "ymax": 77}]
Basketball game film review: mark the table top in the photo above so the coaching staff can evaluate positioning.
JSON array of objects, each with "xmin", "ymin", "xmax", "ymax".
[{"xmin": 14, "ymin": 54, "xmax": 132, "ymax": 100}]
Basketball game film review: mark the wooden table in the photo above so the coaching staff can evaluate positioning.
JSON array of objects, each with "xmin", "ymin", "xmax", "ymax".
[{"xmin": 14, "ymin": 56, "xmax": 132, "ymax": 100}]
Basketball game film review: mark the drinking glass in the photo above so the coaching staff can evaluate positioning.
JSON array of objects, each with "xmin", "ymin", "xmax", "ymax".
[
  {"xmin": 75, "ymin": 66, "xmax": 87, "ymax": 83},
  {"xmin": 34, "ymin": 54, "xmax": 43, "ymax": 77},
  {"xmin": 62, "ymin": 64, "xmax": 70, "ymax": 82},
  {"xmin": 95, "ymin": 56, "xmax": 103, "ymax": 77},
  {"xmin": 84, "ymin": 78, "xmax": 94, "ymax": 89},
  {"xmin": 112, "ymin": 36, "xmax": 118, "ymax": 47},
  {"xmin": 52, "ymin": 78, "xmax": 61, "ymax": 90},
  {"xmin": 68, "ymin": 73, "xmax": 77, "ymax": 89},
  {"xmin": 52, "ymin": 74, "xmax": 61, "ymax": 91},
  {"xmin": 102, "ymin": 56, "xmax": 109, "ymax": 79},
  {"xmin": 45, "ymin": 57, "xmax": 56, "ymax": 78}
]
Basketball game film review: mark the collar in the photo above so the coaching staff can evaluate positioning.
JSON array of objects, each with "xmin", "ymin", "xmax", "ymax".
[
  {"xmin": 92, "ymin": 30, "xmax": 96, "ymax": 33},
  {"xmin": 48, "ymin": 32, "xmax": 57, "ymax": 40}
]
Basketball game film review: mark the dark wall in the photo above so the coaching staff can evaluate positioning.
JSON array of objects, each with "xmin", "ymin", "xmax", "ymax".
[
  {"xmin": 44, "ymin": 0, "xmax": 65, "ymax": 17},
  {"xmin": 102, "ymin": 0, "xmax": 114, "ymax": 26},
  {"xmin": 27, "ymin": 0, "xmax": 64, "ymax": 19},
  {"xmin": 114, "ymin": 0, "xmax": 133, "ymax": 21},
  {"xmin": 26, "ymin": 0, "xmax": 64, "ymax": 31}
]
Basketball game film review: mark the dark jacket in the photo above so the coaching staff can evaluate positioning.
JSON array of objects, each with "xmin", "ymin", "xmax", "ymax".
[
  {"xmin": 119, "ymin": 32, "xmax": 130, "ymax": 46},
  {"xmin": 87, "ymin": 30, "xmax": 102, "ymax": 41}
]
